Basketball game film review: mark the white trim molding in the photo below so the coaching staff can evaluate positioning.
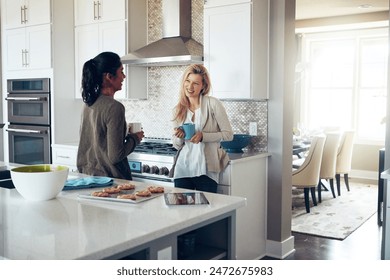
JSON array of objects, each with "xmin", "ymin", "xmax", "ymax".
[{"xmin": 266, "ymin": 236, "xmax": 295, "ymax": 259}]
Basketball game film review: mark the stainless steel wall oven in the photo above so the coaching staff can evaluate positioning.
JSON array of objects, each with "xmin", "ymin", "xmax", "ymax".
[{"xmin": 6, "ymin": 78, "xmax": 51, "ymax": 164}]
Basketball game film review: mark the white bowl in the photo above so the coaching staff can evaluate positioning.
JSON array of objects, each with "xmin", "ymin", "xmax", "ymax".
[{"xmin": 11, "ymin": 165, "xmax": 69, "ymax": 201}]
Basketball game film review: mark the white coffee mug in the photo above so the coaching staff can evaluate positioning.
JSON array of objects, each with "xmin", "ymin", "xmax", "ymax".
[{"xmin": 128, "ymin": 122, "xmax": 142, "ymax": 133}]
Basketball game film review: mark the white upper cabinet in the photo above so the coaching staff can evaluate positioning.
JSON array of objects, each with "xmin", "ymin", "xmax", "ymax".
[
  {"xmin": 74, "ymin": 0, "xmax": 148, "ymax": 100},
  {"xmin": 74, "ymin": 0, "xmax": 126, "ymax": 26},
  {"xmin": 1, "ymin": 0, "xmax": 52, "ymax": 71},
  {"xmin": 4, "ymin": 24, "xmax": 51, "ymax": 71},
  {"xmin": 2, "ymin": 0, "xmax": 51, "ymax": 29},
  {"xmin": 204, "ymin": 0, "xmax": 269, "ymax": 100},
  {"xmin": 74, "ymin": 13, "xmax": 127, "ymax": 99}
]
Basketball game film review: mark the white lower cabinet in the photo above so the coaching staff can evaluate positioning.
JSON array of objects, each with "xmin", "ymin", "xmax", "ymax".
[
  {"xmin": 52, "ymin": 144, "xmax": 78, "ymax": 172},
  {"xmin": 218, "ymin": 155, "xmax": 268, "ymax": 260}
]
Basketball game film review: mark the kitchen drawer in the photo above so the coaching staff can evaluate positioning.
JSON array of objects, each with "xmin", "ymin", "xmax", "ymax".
[{"xmin": 52, "ymin": 146, "xmax": 78, "ymax": 167}]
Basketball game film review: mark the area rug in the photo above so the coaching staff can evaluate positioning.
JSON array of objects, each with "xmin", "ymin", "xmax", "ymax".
[{"xmin": 291, "ymin": 182, "xmax": 378, "ymax": 240}]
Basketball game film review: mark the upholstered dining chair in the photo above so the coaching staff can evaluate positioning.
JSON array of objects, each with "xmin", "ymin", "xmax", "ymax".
[
  {"xmin": 317, "ymin": 133, "xmax": 340, "ymax": 203},
  {"xmin": 335, "ymin": 131, "xmax": 355, "ymax": 196},
  {"xmin": 292, "ymin": 135, "xmax": 326, "ymax": 213}
]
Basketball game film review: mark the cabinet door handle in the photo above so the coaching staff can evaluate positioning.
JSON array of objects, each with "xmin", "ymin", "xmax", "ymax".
[
  {"xmin": 21, "ymin": 50, "xmax": 25, "ymax": 66},
  {"xmin": 20, "ymin": 6, "xmax": 24, "ymax": 24},
  {"xmin": 93, "ymin": 1, "xmax": 98, "ymax": 20},
  {"xmin": 24, "ymin": 49, "xmax": 29, "ymax": 67},
  {"xmin": 97, "ymin": 1, "xmax": 101, "ymax": 19},
  {"xmin": 21, "ymin": 49, "xmax": 28, "ymax": 67},
  {"xmin": 57, "ymin": 155, "xmax": 71, "ymax": 159},
  {"xmin": 24, "ymin": 5, "xmax": 28, "ymax": 24}
]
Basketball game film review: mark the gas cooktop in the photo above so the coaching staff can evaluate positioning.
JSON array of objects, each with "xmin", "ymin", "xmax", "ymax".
[{"xmin": 134, "ymin": 137, "xmax": 178, "ymax": 156}]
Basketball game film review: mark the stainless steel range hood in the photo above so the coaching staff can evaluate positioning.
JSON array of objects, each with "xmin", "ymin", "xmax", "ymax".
[{"xmin": 121, "ymin": 0, "xmax": 203, "ymax": 66}]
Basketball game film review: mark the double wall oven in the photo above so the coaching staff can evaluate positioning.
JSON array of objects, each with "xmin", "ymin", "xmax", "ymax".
[{"xmin": 5, "ymin": 78, "xmax": 51, "ymax": 164}]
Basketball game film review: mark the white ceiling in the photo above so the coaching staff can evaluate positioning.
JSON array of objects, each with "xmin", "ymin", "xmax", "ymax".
[{"xmin": 296, "ymin": 0, "xmax": 389, "ymax": 20}]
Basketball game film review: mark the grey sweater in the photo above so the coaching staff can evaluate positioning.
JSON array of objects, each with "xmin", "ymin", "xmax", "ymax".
[{"xmin": 77, "ymin": 94, "xmax": 138, "ymax": 179}]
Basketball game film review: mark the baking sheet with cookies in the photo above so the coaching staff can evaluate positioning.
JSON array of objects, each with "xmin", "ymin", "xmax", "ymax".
[{"xmin": 77, "ymin": 183, "xmax": 167, "ymax": 204}]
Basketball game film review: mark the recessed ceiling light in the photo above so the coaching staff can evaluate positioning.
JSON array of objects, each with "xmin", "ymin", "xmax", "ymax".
[{"xmin": 358, "ymin": 4, "xmax": 373, "ymax": 9}]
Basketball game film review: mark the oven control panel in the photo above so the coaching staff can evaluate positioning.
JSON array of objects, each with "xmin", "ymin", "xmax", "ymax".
[
  {"xmin": 128, "ymin": 161, "xmax": 142, "ymax": 173},
  {"xmin": 129, "ymin": 160, "xmax": 172, "ymax": 177}
]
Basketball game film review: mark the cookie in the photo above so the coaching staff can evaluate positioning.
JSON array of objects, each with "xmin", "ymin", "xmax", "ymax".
[
  {"xmin": 103, "ymin": 187, "xmax": 121, "ymax": 194},
  {"xmin": 136, "ymin": 189, "xmax": 152, "ymax": 197},
  {"xmin": 117, "ymin": 194, "xmax": 137, "ymax": 200},
  {"xmin": 92, "ymin": 191, "xmax": 110, "ymax": 197},
  {"xmin": 117, "ymin": 183, "xmax": 136, "ymax": 190},
  {"xmin": 148, "ymin": 186, "xmax": 164, "ymax": 193}
]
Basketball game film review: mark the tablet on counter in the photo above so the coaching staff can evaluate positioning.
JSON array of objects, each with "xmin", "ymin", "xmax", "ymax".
[{"xmin": 164, "ymin": 192, "xmax": 209, "ymax": 205}]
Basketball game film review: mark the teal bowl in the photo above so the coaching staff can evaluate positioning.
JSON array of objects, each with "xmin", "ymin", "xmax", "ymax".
[{"xmin": 221, "ymin": 134, "xmax": 252, "ymax": 153}]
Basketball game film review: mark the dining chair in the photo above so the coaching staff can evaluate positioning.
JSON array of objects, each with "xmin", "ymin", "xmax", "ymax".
[
  {"xmin": 335, "ymin": 131, "xmax": 355, "ymax": 196},
  {"xmin": 317, "ymin": 133, "xmax": 340, "ymax": 203},
  {"xmin": 292, "ymin": 135, "xmax": 326, "ymax": 213}
]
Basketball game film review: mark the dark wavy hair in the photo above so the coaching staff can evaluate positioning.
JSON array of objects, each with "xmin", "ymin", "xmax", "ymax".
[{"xmin": 81, "ymin": 51, "xmax": 122, "ymax": 106}]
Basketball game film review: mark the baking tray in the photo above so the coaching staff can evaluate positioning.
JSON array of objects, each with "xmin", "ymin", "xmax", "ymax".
[{"xmin": 77, "ymin": 186, "xmax": 167, "ymax": 204}]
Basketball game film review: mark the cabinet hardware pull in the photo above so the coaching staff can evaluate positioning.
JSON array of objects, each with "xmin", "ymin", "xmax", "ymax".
[
  {"xmin": 21, "ymin": 50, "xmax": 25, "ymax": 67},
  {"xmin": 97, "ymin": 1, "xmax": 102, "ymax": 19},
  {"xmin": 98, "ymin": 1, "xmax": 102, "ymax": 19},
  {"xmin": 21, "ymin": 49, "xmax": 29, "ymax": 67},
  {"xmin": 93, "ymin": 1, "xmax": 98, "ymax": 20},
  {"xmin": 57, "ymin": 156, "xmax": 71, "ymax": 159},
  {"xmin": 23, "ymin": 5, "xmax": 28, "ymax": 24},
  {"xmin": 24, "ymin": 49, "xmax": 29, "ymax": 67},
  {"xmin": 20, "ymin": 6, "xmax": 24, "ymax": 24}
]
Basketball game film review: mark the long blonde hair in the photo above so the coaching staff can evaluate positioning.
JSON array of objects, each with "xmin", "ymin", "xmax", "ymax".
[{"xmin": 173, "ymin": 64, "xmax": 212, "ymax": 123}]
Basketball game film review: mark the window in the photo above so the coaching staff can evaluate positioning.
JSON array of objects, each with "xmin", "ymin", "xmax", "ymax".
[{"xmin": 298, "ymin": 28, "xmax": 388, "ymax": 144}]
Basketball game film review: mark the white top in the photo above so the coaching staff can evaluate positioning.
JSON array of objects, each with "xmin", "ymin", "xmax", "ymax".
[
  {"xmin": 0, "ymin": 171, "xmax": 245, "ymax": 260},
  {"xmin": 174, "ymin": 108, "xmax": 219, "ymax": 183}
]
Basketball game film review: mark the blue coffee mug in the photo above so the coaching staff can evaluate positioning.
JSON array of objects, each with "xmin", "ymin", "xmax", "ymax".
[{"xmin": 181, "ymin": 123, "xmax": 195, "ymax": 140}]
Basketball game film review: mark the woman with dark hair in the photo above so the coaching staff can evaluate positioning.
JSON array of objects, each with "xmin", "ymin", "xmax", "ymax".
[
  {"xmin": 77, "ymin": 51, "xmax": 144, "ymax": 180},
  {"xmin": 171, "ymin": 64, "xmax": 233, "ymax": 193}
]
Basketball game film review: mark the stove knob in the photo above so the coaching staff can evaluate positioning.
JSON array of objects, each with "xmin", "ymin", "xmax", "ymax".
[
  {"xmin": 142, "ymin": 164, "xmax": 150, "ymax": 173},
  {"xmin": 151, "ymin": 165, "xmax": 160, "ymax": 175},
  {"xmin": 159, "ymin": 167, "xmax": 170, "ymax": 176}
]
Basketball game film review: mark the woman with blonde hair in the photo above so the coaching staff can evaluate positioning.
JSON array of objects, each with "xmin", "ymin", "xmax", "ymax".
[{"xmin": 172, "ymin": 64, "xmax": 233, "ymax": 193}]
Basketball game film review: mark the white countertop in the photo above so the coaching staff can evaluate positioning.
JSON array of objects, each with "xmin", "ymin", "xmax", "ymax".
[
  {"xmin": 0, "ymin": 172, "xmax": 245, "ymax": 260},
  {"xmin": 227, "ymin": 151, "xmax": 270, "ymax": 163},
  {"xmin": 52, "ymin": 142, "xmax": 269, "ymax": 161},
  {"xmin": 381, "ymin": 169, "xmax": 390, "ymax": 180}
]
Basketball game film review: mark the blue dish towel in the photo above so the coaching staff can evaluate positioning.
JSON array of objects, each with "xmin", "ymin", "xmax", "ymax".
[{"xmin": 63, "ymin": 177, "xmax": 114, "ymax": 191}]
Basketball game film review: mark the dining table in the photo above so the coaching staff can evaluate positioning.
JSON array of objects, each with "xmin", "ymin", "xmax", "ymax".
[{"xmin": 293, "ymin": 143, "xmax": 311, "ymax": 158}]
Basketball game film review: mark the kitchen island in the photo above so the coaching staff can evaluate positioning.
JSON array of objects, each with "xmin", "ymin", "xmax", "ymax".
[{"xmin": 0, "ymin": 171, "xmax": 246, "ymax": 260}]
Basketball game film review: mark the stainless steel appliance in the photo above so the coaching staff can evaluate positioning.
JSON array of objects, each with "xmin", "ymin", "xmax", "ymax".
[
  {"xmin": 121, "ymin": 0, "xmax": 203, "ymax": 66},
  {"xmin": 6, "ymin": 78, "xmax": 50, "ymax": 125},
  {"xmin": 128, "ymin": 138, "xmax": 176, "ymax": 187},
  {"xmin": 5, "ymin": 78, "xmax": 51, "ymax": 164},
  {"xmin": 127, "ymin": 137, "xmax": 231, "ymax": 194}
]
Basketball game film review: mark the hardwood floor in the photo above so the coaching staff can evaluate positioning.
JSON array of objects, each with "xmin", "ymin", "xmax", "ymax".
[{"xmin": 283, "ymin": 213, "xmax": 382, "ymax": 260}]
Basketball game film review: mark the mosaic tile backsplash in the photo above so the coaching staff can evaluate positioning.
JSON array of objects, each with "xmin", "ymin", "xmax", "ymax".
[{"xmin": 122, "ymin": 0, "xmax": 268, "ymax": 153}]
